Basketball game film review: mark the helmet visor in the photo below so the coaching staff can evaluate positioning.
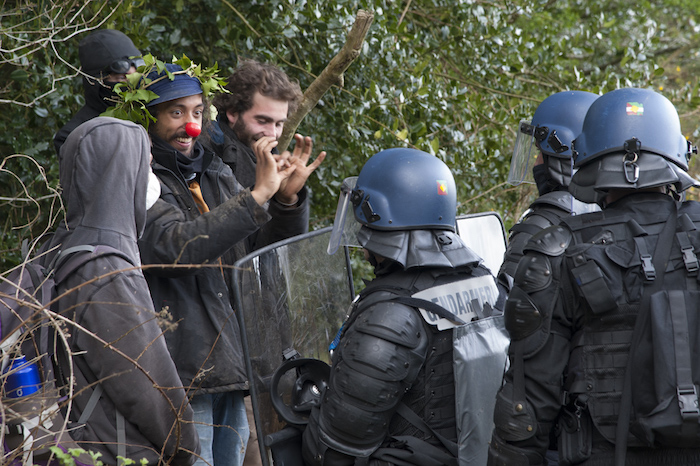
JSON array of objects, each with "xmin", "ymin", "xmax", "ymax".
[
  {"xmin": 327, "ymin": 177, "xmax": 361, "ymax": 254},
  {"xmin": 508, "ymin": 120, "xmax": 541, "ymax": 185}
]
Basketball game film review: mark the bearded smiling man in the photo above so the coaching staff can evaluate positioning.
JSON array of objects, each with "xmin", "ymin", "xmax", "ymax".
[{"xmin": 207, "ymin": 59, "xmax": 305, "ymax": 189}]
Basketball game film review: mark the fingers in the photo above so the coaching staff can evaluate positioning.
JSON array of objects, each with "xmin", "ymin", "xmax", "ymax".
[
  {"xmin": 290, "ymin": 134, "xmax": 313, "ymax": 163},
  {"xmin": 274, "ymin": 153, "xmax": 291, "ymax": 170},
  {"xmin": 308, "ymin": 151, "xmax": 327, "ymax": 170},
  {"xmin": 253, "ymin": 136, "xmax": 278, "ymax": 159},
  {"xmin": 279, "ymin": 164, "xmax": 297, "ymax": 181},
  {"xmin": 255, "ymin": 136, "xmax": 293, "ymax": 171}
]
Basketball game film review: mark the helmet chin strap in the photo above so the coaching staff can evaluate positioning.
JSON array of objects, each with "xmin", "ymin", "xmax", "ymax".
[
  {"xmin": 366, "ymin": 249, "xmax": 388, "ymax": 269},
  {"xmin": 366, "ymin": 250, "xmax": 379, "ymax": 268}
]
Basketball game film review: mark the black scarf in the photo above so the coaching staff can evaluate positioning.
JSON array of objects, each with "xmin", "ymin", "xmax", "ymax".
[{"xmin": 151, "ymin": 135, "xmax": 206, "ymax": 181}]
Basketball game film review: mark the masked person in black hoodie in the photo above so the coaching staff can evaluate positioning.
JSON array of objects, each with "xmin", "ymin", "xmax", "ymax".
[
  {"xmin": 45, "ymin": 117, "xmax": 200, "ymax": 465},
  {"xmin": 53, "ymin": 29, "xmax": 143, "ymax": 156},
  {"xmin": 138, "ymin": 64, "xmax": 325, "ymax": 466}
]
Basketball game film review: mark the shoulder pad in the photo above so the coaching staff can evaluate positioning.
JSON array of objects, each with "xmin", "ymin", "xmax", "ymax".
[
  {"xmin": 523, "ymin": 225, "xmax": 572, "ymax": 257},
  {"xmin": 571, "ymin": 198, "xmax": 601, "ymax": 215},
  {"xmin": 515, "ymin": 210, "xmax": 559, "ymax": 232},
  {"xmin": 513, "ymin": 253, "xmax": 552, "ymax": 293},
  {"xmin": 531, "ymin": 191, "xmax": 574, "ymax": 212},
  {"xmin": 353, "ymin": 302, "xmax": 425, "ymax": 348},
  {"xmin": 504, "ymin": 286, "xmax": 544, "ymax": 340}
]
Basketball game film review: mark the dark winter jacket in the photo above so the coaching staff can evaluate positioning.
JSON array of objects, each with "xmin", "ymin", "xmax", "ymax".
[
  {"xmin": 47, "ymin": 117, "xmax": 200, "ymax": 465},
  {"xmin": 205, "ymin": 116, "xmax": 258, "ymax": 189},
  {"xmin": 138, "ymin": 136, "xmax": 308, "ymax": 393},
  {"xmin": 53, "ymin": 77, "xmax": 116, "ymax": 156}
]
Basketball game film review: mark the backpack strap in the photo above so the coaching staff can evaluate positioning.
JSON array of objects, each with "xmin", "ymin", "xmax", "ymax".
[
  {"xmin": 395, "ymin": 402, "xmax": 459, "ymax": 457},
  {"xmin": 77, "ymin": 384, "xmax": 104, "ymax": 426},
  {"xmin": 48, "ymin": 244, "xmax": 134, "ymax": 464},
  {"xmin": 676, "ymin": 214, "xmax": 699, "ymax": 292},
  {"xmin": 74, "ymin": 383, "xmax": 126, "ymax": 465},
  {"xmin": 336, "ymin": 284, "xmax": 468, "ymax": 347},
  {"xmin": 116, "ymin": 410, "xmax": 126, "ymax": 465},
  {"xmin": 47, "ymin": 245, "xmax": 98, "ymax": 273},
  {"xmin": 633, "ymin": 236, "xmax": 656, "ymax": 281},
  {"xmin": 51, "ymin": 245, "xmax": 135, "ymax": 285},
  {"xmin": 389, "ymin": 296, "xmax": 466, "ymax": 325},
  {"xmin": 615, "ymin": 205, "xmax": 678, "ymax": 466},
  {"xmin": 667, "ymin": 290, "xmax": 700, "ymax": 439}
]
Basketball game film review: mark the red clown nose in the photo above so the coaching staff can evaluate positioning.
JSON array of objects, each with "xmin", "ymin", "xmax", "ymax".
[{"xmin": 185, "ymin": 122, "xmax": 201, "ymax": 138}]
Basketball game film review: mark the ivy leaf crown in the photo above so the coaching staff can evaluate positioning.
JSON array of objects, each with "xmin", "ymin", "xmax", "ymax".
[{"xmin": 101, "ymin": 54, "xmax": 229, "ymax": 130}]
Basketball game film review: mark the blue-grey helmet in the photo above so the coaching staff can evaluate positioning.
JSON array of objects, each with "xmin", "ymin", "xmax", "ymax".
[
  {"xmin": 570, "ymin": 88, "xmax": 698, "ymax": 204},
  {"xmin": 509, "ymin": 90, "xmax": 598, "ymax": 187},
  {"xmin": 573, "ymin": 88, "xmax": 689, "ymax": 169},
  {"xmin": 352, "ymin": 148, "xmax": 456, "ymax": 231},
  {"xmin": 532, "ymin": 91, "xmax": 599, "ymax": 158},
  {"xmin": 327, "ymin": 148, "xmax": 478, "ymax": 269}
]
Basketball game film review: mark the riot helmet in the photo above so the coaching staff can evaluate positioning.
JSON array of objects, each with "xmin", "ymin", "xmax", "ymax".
[
  {"xmin": 509, "ymin": 91, "xmax": 598, "ymax": 191},
  {"xmin": 328, "ymin": 148, "xmax": 477, "ymax": 269},
  {"xmin": 328, "ymin": 148, "xmax": 456, "ymax": 253},
  {"xmin": 569, "ymin": 88, "xmax": 698, "ymax": 204},
  {"xmin": 351, "ymin": 148, "xmax": 456, "ymax": 231}
]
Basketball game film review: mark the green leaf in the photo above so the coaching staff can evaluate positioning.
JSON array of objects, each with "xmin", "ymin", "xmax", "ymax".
[
  {"xmin": 10, "ymin": 69, "xmax": 29, "ymax": 82},
  {"xmin": 430, "ymin": 138, "xmax": 440, "ymax": 155}
]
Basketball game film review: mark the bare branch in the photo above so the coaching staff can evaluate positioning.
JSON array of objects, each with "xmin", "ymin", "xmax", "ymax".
[
  {"xmin": 0, "ymin": 0, "xmax": 123, "ymax": 108},
  {"xmin": 278, "ymin": 10, "xmax": 375, "ymax": 153}
]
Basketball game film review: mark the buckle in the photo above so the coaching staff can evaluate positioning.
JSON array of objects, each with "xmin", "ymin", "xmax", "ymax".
[
  {"xmin": 682, "ymin": 246, "xmax": 699, "ymax": 275},
  {"xmin": 677, "ymin": 385, "xmax": 700, "ymax": 421},
  {"xmin": 547, "ymin": 130, "xmax": 569, "ymax": 154},
  {"xmin": 640, "ymin": 254, "xmax": 656, "ymax": 281}
]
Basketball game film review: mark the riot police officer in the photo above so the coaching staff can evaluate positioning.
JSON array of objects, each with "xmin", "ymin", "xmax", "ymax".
[
  {"xmin": 499, "ymin": 90, "xmax": 599, "ymax": 289},
  {"xmin": 304, "ymin": 148, "xmax": 507, "ymax": 466},
  {"xmin": 489, "ymin": 88, "xmax": 700, "ymax": 466}
]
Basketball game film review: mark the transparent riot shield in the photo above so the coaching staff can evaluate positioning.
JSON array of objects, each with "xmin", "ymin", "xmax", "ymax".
[
  {"xmin": 456, "ymin": 212, "xmax": 508, "ymax": 275},
  {"xmin": 233, "ymin": 216, "xmax": 508, "ymax": 465},
  {"xmin": 231, "ymin": 227, "xmax": 354, "ymax": 466}
]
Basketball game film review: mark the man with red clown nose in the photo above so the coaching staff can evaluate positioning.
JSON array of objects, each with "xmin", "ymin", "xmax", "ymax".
[{"xmin": 138, "ymin": 63, "xmax": 325, "ymax": 466}]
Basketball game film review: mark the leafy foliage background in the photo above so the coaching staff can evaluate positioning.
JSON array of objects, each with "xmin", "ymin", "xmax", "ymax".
[{"xmin": 3, "ymin": 0, "xmax": 700, "ymax": 268}]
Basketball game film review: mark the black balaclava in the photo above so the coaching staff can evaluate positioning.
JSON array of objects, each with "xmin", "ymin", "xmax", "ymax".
[
  {"xmin": 78, "ymin": 30, "xmax": 141, "ymax": 112},
  {"xmin": 533, "ymin": 160, "xmax": 566, "ymax": 196}
]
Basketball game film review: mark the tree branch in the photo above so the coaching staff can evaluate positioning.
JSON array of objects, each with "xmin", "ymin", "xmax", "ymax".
[{"xmin": 278, "ymin": 9, "xmax": 374, "ymax": 152}]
